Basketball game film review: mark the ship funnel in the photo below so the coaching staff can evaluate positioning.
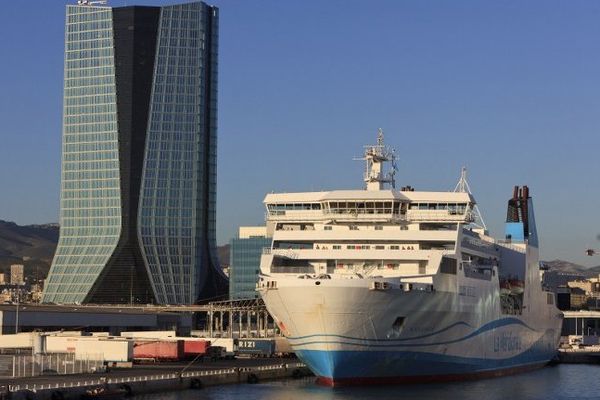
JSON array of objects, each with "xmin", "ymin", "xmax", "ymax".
[{"xmin": 505, "ymin": 185, "xmax": 538, "ymax": 247}]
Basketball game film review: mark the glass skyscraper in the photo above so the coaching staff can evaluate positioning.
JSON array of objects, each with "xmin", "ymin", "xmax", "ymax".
[
  {"xmin": 229, "ymin": 227, "xmax": 271, "ymax": 300},
  {"xmin": 42, "ymin": 1, "xmax": 227, "ymax": 305}
]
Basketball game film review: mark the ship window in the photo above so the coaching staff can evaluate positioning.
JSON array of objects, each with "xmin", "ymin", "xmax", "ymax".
[
  {"xmin": 324, "ymin": 226, "xmax": 332, "ymax": 231},
  {"xmin": 375, "ymin": 225, "xmax": 383, "ymax": 230},
  {"xmin": 419, "ymin": 264, "xmax": 426, "ymax": 274},
  {"xmin": 349, "ymin": 225, "xmax": 359, "ymax": 230},
  {"xmin": 390, "ymin": 245, "xmax": 400, "ymax": 250},
  {"xmin": 333, "ymin": 245, "xmax": 341, "ymax": 250},
  {"xmin": 547, "ymin": 293, "xmax": 554, "ymax": 305},
  {"xmin": 375, "ymin": 245, "xmax": 385, "ymax": 250},
  {"xmin": 440, "ymin": 257, "xmax": 457, "ymax": 275},
  {"xmin": 419, "ymin": 204, "xmax": 428, "ymax": 210}
]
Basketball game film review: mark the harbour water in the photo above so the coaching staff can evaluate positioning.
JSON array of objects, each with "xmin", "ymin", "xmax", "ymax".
[{"xmin": 132, "ymin": 364, "xmax": 600, "ymax": 400}]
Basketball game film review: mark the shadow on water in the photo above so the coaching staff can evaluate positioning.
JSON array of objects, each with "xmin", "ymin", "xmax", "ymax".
[{"xmin": 133, "ymin": 365, "xmax": 600, "ymax": 400}]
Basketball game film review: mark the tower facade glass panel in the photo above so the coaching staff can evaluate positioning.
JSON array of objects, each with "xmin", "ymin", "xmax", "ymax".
[
  {"xmin": 229, "ymin": 237, "xmax": 271, "ymax": 300},
  {"xmin": 43, "ymin": 6, "xmax": 121, "ymax": 304},
  {"xmin": 43, "ymin": 2, "xmax": 227, "ymax": 305}
]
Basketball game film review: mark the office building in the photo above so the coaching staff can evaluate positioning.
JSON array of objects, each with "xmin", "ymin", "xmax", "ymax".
[
  {"xmin": 229, "ymin": 227, "xmax": 271, "ymax": 300},
  {"xmin": 10, "ymin": 265, "xmax": 24, "ymax": 286},
  {"xmin": 43, "ymin": 1, "xmax": 226, "ymax": 305}
]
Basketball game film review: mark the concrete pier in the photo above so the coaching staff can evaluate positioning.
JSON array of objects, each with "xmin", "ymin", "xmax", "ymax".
[
  {"xmin": 3, "ymin": 360, "xmax": 311, "ymax": 400},
  {"xmin": 558, "ymin": 349, "xmax": 600, "ymax": 364}
]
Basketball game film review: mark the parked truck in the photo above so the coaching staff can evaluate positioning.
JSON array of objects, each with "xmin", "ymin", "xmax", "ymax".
[
  {"xmin": 237, "ymin": 339, "xmax": 276, "ymax": 357},
  {"xmin": 132, "ymin": 340, "xmax": 184, "ymax": 362}
]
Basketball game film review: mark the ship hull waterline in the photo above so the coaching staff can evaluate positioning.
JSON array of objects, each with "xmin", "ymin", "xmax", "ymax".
[{"xmin": 261, "ymin": 283, "xmax": 561, "ymax": 387}]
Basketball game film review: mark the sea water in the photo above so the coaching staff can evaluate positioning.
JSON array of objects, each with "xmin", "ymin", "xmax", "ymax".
[{"xmin": 132, "ymin": 364, "xmax": 600, "ymax": 400}]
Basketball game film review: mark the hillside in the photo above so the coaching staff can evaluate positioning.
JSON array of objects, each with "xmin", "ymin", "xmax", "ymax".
[
  {"xmin": 541, "ymin": 259, "xmax": 600, "ymax": 291},
  {"xmin": 0, "ymin": 220, "xmax": 232, "ymax": 282},
  {"xmin": 0, "ymin": 220, "xmax": 59, "ymax": 282}
]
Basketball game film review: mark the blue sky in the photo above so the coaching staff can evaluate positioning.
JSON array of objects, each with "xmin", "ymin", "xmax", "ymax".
[{"xmin": 0, "ymin": 1, "xmax": 599, "ymax": 266}]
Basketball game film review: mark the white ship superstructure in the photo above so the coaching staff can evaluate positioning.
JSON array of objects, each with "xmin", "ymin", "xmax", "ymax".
[{"xmin": 258, "ymin": 131, "xmax": 562, "ymax": 386}]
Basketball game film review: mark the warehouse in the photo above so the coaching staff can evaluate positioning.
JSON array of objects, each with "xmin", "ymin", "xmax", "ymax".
[{"xmin": 0, "ymin": 304, "xmax": 192, "ymax": 335}]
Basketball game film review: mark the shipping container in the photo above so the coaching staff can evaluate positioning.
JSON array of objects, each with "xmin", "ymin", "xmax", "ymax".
[
  {"xmin": 0, "ymin": 333, "xmax": 34, "ymax": 349},
  {"xmin": 44, "ymin": 336, "xmax": 132, "ymax": 362},
  {"xmin": 120, "ymin": 331, "xmax": 176, "ymax": 339},
  {"xmin": 204, "ymin": 338, "xmax": 237, "ymax": 355},
  {"xmin": 183, "ymin": 339, "xmax": 209, "ymax": 357},
  {"xmin": 237, "ymin": 339, "xmax": 276, "ymax": 356},
  {"xmin": 133, "ymin": 340, "xmax": 184, "ymax": 361}
]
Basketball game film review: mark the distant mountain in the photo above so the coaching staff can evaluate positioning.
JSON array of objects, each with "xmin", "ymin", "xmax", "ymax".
[
  {"xmin": 541, "ymin": 259, "xmax": 600, "ymax": 291},
  {"xmin": 0, "ymin": 220, "xmax": 59, "ymax": 282},
  {"xmin": 218, "ymin": 243, "xmax": 230, "ymax": 267},
  {"xmin": 0, "ymin": 220, "xmax": 232, "ymax": 283}
]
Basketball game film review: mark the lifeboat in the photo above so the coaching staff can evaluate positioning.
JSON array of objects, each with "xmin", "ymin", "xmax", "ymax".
[
  {"xmin": 499, "ymin": 280, "xmax": 511, "ymax": 296},
  {"xmin": 509, "ymin": 279, "xmax": 524, "ymax": 294}
]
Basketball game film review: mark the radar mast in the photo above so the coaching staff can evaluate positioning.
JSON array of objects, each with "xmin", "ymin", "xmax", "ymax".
[
  {"xmin": 355, "ymin": 129, "xmax": 397, "ymax": 191},
  {"xmin": 453, "ymin": 167, "xmax": 487, "ymax": 231}
]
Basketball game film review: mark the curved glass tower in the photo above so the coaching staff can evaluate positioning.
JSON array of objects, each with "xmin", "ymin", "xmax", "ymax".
[{"xmin": 42, "ymin": 1, "xmax": 227, "ymax": 305}]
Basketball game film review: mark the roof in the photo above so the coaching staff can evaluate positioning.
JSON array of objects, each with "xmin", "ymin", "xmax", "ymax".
[
  {"xmin": 264, "ymin": 190, "xmax": 474, "ymax": 204},
  {"xmin": 0, "ymin": 304, "xmax": 188, "ymax": 315}
]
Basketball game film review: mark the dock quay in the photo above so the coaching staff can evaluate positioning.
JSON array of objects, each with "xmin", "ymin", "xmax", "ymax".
[
  {"xmin": 1, "ymin": 359, "xmax": 311, "ymax": 400},
  {"xmin": 558, "ymin": 348, "xmax": 600, "ymax": 364}
]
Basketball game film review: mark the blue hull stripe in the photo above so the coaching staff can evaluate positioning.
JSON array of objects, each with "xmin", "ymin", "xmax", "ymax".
[
  {"xmin": 289, "ymin": 321, "xmax": 472, "ymax": 342},
  {"xmin": 290, "ymin": 317, "xmax": 538, "ymax": 348},
  {"xmin": 296, "ymin": 349, "xmax": 555, "ymax": 379},
  {"xmin": 294, "ymin": 330, "xmax": 557, "ymax": 379}
]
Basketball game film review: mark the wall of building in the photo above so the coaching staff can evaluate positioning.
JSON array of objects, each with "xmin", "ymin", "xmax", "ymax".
[
  {"xmin": 229, "ymin": 236, "xmax": 271, "ymax": 300},
  {"xmin": 43, "ymin": 2, "xmax": 227, "ymax": 305}
]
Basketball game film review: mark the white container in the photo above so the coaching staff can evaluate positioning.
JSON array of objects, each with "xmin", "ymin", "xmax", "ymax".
[
  {"xmin": 205, "ymin": 338, "xmax": 237, "ymax": 355},
  {"xmin": 120, "ymin": 331, "xmax": 176, "ymax": 339},
  {"xmin": 45, "ymin": 336, "xmax": 132, "ymax": 362},
  {"xmin": 0, "ymin": 333, "xmax": 34, "ymax": 349}
]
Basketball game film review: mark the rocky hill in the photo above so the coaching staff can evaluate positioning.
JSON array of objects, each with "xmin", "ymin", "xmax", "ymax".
[
  {"xmin": 541, "ymin": 259, "xmax": 600, "ymax": 291},
  {"xmin": 0, "ymin": 220, "xmax": 59, "ymax": 282},
  {"xmin": 0, "ymin": 220, "xmax": 232, "ymax": 282}
]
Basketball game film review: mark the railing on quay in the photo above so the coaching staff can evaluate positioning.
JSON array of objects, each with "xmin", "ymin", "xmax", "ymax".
[{"xmin": 7, "ymin": 362, "xmax": 307, "ymax": 392}]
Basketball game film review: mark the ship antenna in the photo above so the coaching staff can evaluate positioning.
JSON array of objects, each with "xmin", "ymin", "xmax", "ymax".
[
  {"xmin": 354, "ymin": 128, "xmax": 397, "ymax": 191},
  {"xmin": 453, "ymin": 167, "xmax": 487, "ymax": 231}
]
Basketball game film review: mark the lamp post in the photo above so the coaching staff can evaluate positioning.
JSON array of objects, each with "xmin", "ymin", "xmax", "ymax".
[{"xmin": 15, "ymin": 290, "xmax": 19, "ymax": 334}]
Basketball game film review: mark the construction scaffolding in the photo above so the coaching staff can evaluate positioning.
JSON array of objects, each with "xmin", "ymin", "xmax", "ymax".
[{"xmin": 198, "ymin": 299, "xmax": 277, "ymax": 339}]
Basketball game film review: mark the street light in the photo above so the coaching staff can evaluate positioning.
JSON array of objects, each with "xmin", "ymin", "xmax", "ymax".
[{"xmin": 15, "ymin": 290, "xmax": 19, "ymax": 334}]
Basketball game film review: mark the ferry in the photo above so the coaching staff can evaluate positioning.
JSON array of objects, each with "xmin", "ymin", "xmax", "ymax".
[{"xmin": 257, "ymin": 131, "xmax": 563, "ymax": 386}]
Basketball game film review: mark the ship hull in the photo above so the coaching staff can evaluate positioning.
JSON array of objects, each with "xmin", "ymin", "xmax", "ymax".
[
  {"xmin": 260, "ymin": 282, "xmax": 562, "ymax": 386},
  {"xmin": 313, "ymin": 360, "xmax": 549, "ymax": 386}
]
